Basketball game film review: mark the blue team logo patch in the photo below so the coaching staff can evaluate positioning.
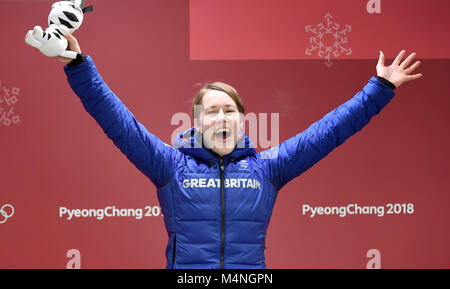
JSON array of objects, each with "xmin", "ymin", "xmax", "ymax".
[{"xmin": 238, "ymin": 160, "xmax": 249, "ymax": 171}]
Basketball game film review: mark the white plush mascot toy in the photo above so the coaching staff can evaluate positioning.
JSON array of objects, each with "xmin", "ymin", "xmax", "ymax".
[{"xmin": 25, "ymin": 0, "xmax": 93, "ymax": 59}]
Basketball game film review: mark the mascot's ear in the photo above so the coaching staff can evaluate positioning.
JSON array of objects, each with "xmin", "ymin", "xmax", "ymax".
[
  {"xmin": 79, "ymin": 0, "xmax": 94, "ymax": 13},
  {"xmin": 65, "ymin": 0, "xmax": 94, "ymax": 13},
  {"xmin": 82, "ymin": 5, "xmax": 93, "ymax": 13}
]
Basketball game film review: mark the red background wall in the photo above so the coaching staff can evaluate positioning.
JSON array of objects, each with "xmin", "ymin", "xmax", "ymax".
[{"xmin": 0, "ymin": 0, "xmax": 449, "ymax": 268}]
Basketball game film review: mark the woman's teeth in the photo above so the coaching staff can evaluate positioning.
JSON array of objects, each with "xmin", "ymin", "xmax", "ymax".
[{"xmin": 215, "ymin": 129, "xmax": 231, "ymax": 139}]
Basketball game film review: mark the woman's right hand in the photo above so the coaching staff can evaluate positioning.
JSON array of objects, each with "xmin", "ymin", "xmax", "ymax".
[{"xmin": 56, "ymin": 33, "xmax": 82, "ymax": 64}]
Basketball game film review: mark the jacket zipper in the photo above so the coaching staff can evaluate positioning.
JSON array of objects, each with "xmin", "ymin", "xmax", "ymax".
[
  {"xmin": 172, "ymin": 234, "xmax": 177, "ymax": 269},
  {"xmin": 219, "ymin": 157, "xmax": 225, "ymax": 269}
]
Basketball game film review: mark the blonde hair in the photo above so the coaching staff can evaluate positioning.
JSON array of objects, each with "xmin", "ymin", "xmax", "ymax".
[{"xmin": 192, "ymin": 82, "xmax": 245, "ymax": 118}]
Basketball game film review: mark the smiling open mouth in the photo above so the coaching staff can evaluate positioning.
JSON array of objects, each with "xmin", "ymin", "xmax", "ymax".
[{"xmin": 215, "ymin": 128, "xmax": 231, "ymax": 142}]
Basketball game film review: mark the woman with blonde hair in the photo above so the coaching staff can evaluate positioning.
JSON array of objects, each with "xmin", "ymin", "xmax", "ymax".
[{"xmin": 57, "ymin": 34, "xmax": 422, "ymax": 269}]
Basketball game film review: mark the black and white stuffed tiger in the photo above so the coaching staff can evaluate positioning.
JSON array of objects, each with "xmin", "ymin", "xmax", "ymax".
[{"xmin": 25, "ymin": 0, "xmax": 93, "ymax": 59}]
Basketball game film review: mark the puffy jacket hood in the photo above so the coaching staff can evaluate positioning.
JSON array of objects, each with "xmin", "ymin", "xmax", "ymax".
[{"xmin": 174, "ymin": 127, "xmax": 256, "ymax": 162}]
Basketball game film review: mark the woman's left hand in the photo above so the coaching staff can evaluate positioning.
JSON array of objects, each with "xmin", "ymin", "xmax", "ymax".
[{"xmin": 376, "ymin": 50, "xmax": 423, "ymax": 88}]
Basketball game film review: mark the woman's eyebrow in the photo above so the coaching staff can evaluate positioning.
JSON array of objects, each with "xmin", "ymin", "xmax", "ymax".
[{"xmin": 205, "ymin": 104, "xmax": 237, "ymax": 110}]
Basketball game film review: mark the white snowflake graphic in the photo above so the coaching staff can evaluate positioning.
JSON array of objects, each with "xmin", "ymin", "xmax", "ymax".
[
  {"xmin": 0, "ymin": 80, "xmax": 20, "ymax": 127},
  {"xmin": 305, "ymin": 13, "xmax": 352, "ymax": 67}
]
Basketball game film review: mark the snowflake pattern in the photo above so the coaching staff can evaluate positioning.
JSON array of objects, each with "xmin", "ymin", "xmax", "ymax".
[
  {"xmin": 305, "ymin": 13, "xmax": 352, "ymax": 67},
  {"xmin": 0, "ymin": 80, "xmax": 21, "ymax": 127}
]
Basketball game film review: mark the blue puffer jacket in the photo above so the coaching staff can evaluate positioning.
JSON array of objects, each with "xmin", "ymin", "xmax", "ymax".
[{"xmin": 64, "ymin": 56, "xmax": 395, "ymax": 269}]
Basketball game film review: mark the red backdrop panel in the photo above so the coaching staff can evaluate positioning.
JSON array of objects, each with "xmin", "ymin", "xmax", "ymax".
[
  {"xmin": 0, "ymin": 0, "xmax": 449, "ymax": 268},
  {"xmin": 190, "ymin": 0, "xmax": 450, "ymax": 59}
]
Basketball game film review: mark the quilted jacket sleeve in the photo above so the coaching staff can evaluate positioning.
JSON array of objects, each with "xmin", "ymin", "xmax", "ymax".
[
  {"xmin": 260, "ymin": 76, "xmax": 395, "ymax": 191},
  {"xmin": 64, "ymin": 55, "xmax": 176, "ymax": 188}
]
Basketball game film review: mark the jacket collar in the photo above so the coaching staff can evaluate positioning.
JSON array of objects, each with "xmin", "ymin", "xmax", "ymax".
[{"xmin": 174, "ymin": 127, "xmax": 256, "ymax": 163}]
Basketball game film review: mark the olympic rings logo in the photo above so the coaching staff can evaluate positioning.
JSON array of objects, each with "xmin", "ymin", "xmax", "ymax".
[{"xmin": 0, "ymin": 204, "xmax": 14, "ymax": 224}]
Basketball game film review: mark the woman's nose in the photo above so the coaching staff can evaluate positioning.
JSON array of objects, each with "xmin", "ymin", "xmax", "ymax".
[{"xmin": 216, "ymin": 109, "xmax": 226, "ymax": 121}]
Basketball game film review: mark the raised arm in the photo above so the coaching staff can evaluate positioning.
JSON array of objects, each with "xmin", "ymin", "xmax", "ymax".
[
  {"xmin": 261, "ymin": 50, "xmax": 422, "ymax": 190},
  {"xmin": 60, "ymin": 34, "xmax": 178, "ymax": 188}
]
